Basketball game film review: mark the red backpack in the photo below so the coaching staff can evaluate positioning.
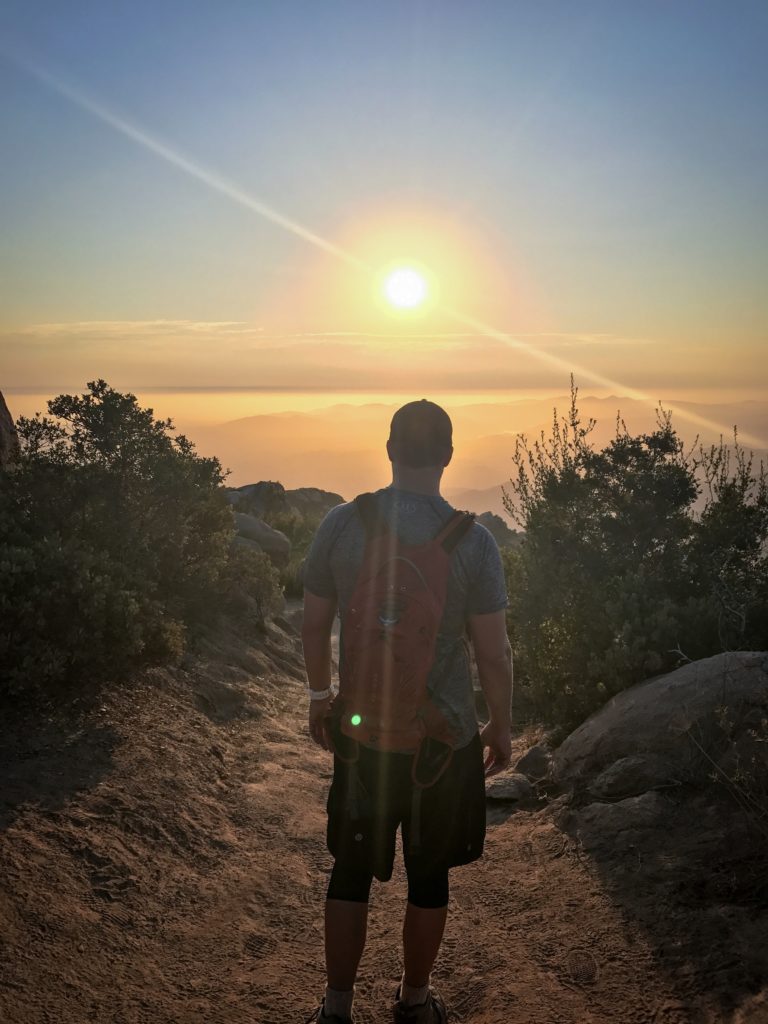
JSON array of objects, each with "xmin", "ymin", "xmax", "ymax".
[{"xmin": 330, "ymin": 491, "xmax": 475, "ymax": 758}]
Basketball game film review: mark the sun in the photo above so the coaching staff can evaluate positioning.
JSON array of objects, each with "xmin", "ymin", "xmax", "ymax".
[{"xmin": 383, "ymin": 267, "xmax": 429, "ymax": 309}]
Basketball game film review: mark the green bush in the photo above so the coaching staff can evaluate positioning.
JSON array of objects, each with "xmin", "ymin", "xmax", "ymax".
[
  {"xmin": 0, "ymin": 380, "xmax": 282, "ymax": 696},
  {"xmin": 217, "ymin": 542, "xmax": 284, "ymax": 627},
  {"xmin": 261, "ymin": 504, "xmax": 327, "ymax": 598},
  {"xmin": 504, "ymin": 380, "xmax": 768, "ymax": 733}
]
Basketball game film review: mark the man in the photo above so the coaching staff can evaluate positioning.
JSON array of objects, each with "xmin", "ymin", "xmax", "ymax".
[{"xmin": 302, "ymin": 399, "xmax": 513, "ymax": 1024}]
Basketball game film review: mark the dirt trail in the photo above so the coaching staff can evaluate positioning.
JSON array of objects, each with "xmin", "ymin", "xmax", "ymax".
[{"xmin": 0, "ymin": 625, "xmax": 764, "ymax": 1024}]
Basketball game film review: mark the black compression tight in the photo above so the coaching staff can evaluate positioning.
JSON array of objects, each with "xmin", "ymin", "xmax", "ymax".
[{"xmin": 327, "ymin": 860, "xmax": 450, "ymax": 909}]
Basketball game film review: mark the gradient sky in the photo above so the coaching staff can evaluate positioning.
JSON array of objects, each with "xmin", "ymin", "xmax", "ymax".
[{"xmin": 1, "ymin": 0, "xmax": 766, "ymax": 392}]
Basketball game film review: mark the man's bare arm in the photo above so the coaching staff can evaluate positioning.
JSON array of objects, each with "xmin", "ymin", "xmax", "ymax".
[
  {"xmin": 468, "ymin": 608, "xmax": 513, "ymax": 777},
  {"xmin": 301, "ymin": 589, "xmax": 338, "ymax": 750}
]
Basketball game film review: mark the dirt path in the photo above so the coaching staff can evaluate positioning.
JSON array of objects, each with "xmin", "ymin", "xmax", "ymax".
[
  {"xmin": 236, "ymin": 708, "xmax": 697, "ymax": 1024},
  {"xmin": 0, "ymin": 628, "xmax": 763, "ymax": 1024}
]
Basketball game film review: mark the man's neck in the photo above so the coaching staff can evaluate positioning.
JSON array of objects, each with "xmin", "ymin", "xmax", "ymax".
[{"xmin": 389, "ymin": 466, "xmax": 443, "ymax": 496}]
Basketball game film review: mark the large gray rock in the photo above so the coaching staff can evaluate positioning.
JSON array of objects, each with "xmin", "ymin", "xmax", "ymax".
[
  {"xmin": 0, "ymin": 391, "xmax": 19, "ymax": 469},
  {"xmin": 229, "ymin": 481, "xmax": 287, "ymax": 517},
  {"xmin": 485, "ymin": 771, "xmax": 537, "ymax": 806},
  {"xmin": 588, "ymin": 754, "xmax": 676, "ymax": 799},
  {"xmin": 286, "ymin": 486, "xmax": 344, "ymax": 519},
  {"xmin": 553, "ymin": 652, "xmax": 768, "ymax": 789},
  {"xmin": 233, "ymin": 512, "xmax": 291, "ymax": 567},
  {"xmin": 227, "ymin": 481, "xmax": 344, "ymax": 522},
  {"xmin": 514, "ymin": 743, "xmax": 552, "ymax": 781},
  {"xmin": 565, "ymin": 791, "xmax": 670, "ymax": 853}
]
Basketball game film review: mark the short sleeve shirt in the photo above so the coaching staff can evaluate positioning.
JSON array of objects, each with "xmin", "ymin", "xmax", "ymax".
[{"xmin": 303, "ymin": 486, "xmax": 509, "ymax": 749}]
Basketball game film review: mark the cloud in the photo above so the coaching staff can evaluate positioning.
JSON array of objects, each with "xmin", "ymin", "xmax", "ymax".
[
  {"xmin": 2, "ymin": 320, "xmax": 760, "ymax": 408},
  {"xmin": 10, "ymin": 320, "xmax": 658, "ymax": 350}
]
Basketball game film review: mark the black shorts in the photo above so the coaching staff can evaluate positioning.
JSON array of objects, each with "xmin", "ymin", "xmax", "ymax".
[{"xmin": 326, "ymin": 730, "xmax": 486, "ymax": 882}]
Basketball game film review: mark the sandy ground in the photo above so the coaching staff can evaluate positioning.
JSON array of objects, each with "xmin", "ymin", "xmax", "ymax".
[{"xmin": 1, "ymin": 621, "xmax": 767, "ymax": 1024}]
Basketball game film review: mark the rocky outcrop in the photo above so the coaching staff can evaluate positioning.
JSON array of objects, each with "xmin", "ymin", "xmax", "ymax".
[
  {"xmin": 233, "ymin": 512, "xmax": 291, "ymax": 567},
  {"xmin": 227, "ymin": 481, "xmax": 287, "ymax": 517},
  {"xmin": 227, "ymin": 481, "xmax": 343, "ymax": 521},
  {"xmin": 552, "ymin": 651, "xmax": 768, "ymax": 790},
  {"xmin": 227, "ymin": 481, "xmax": 343, "ymax": 569},
  {"xmin": 0, "ymin": 391, "xmax": 19, "ymax": 469},
  {"xmin": 285, "ymin": 486, "xmax": 344, "ymax": 519}
]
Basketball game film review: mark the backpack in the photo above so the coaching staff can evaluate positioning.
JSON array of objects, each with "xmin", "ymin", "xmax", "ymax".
[{"xmin": 329, "ymin": 491, "xmax": 475, "ymax": 759}]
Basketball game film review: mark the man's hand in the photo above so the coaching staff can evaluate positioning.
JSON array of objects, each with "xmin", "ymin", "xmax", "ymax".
[
  {"xmin": 480, "ymin": 719, "xmax": 512, "ymax": 778},
  {"xmin": 308, "ymin": 696, "xmax": 333, "ymax": 751}
]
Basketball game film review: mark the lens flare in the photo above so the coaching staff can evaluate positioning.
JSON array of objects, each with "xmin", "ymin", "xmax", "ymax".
[{"xmin": 350, "ymin": 714, "xmax": 362, "ymax": 727}]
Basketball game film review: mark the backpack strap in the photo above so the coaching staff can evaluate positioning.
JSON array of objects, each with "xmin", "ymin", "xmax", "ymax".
[
  {"xmin": 433, "ymin": 510, "xmax": 475, "ymax": 554},
  {"xmin": 353, "ymin": 492, "xmax": 386, "ymax": 539}
]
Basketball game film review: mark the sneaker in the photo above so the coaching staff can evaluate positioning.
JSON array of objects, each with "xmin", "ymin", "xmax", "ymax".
[
  {"xmin": 305, "ymin": 1000, "xmax": 353, "ymax": 1024},
  {"xmin": 392, "ymin": 987, "xmax": 448, "ymax": 1024}
]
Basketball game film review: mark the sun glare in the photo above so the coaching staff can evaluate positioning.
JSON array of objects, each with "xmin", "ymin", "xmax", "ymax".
[{"xmin": 383, "ymin": 267, "xmax": 428, "ymax": 309}]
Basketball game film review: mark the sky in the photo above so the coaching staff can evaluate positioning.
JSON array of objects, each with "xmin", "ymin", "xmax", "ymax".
[{"xmin": 1, "ymin": 0, "xmax": 767, "ymax": 395}]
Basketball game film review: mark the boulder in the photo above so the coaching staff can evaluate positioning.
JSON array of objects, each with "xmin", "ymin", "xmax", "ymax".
[
  {"xmin": 285, "ymin": 486, "xmax": 344, "ymax": 519},
  {"xmin": 588, "ymin": 754, "xmax": 676, "ymax": 800},
  {"xmin": 233, "ymin": 512, "xmax": 291, "ymax": 567},
  {"xmin": 514, "ymin": 743, "xmax": 552, "ymax": 781},
  {"xmin": 553, "ymin": 651, "xmax": 768, "ymax": 790},
  {"xmin": 564, "ymin": 791, "xmax": 670, "ymax": 853},
  {"xmin": 228, "ymin": 481, "xmax": 287, "ymax": 517},
  {"xmin": 0, "ymin": 391, "xmax": 19, "ymax": 469},
  {"xmin": 485, "ymin": 771, "xmax": 537, "ymax": 806}
]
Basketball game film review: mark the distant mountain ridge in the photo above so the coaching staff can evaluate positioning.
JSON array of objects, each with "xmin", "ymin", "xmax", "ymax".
[{"xmin": 190, "ymin": 394, "xmax": 767, "ymax": 506}]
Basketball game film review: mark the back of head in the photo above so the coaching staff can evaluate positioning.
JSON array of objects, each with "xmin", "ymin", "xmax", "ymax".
[{"xmin": 387, "ymin": 399, "xmax": 453, "ymax": 468}]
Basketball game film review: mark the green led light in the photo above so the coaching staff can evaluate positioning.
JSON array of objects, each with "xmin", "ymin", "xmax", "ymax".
[{"xmin": 350, "ymin": 714, "xmax": 362, "ymax": 727}]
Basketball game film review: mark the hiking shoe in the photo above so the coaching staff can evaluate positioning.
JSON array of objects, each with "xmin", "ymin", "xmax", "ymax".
[
  {"xmin": 305, "ymin": 1000, "xmax": 353, "ymax": 1024},
  {"xmin": 392, "ymin": 987, "xmax": 447, "ymax": 1024}
]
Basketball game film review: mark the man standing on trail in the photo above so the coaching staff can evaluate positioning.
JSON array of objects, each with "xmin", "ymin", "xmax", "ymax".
[{"xmin": 302, "ymin": 399, "xmax": 513, "ymax": 1024}]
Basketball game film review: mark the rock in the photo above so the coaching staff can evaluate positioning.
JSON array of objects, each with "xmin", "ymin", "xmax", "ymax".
[
  {"xmin": 0, "ymin": 391, "xmax": 19, "ymax": 469},
  {"xmin": 552, "ymin": 652, "xmax": 768, "ymax": 790},
  {"xmin": 226, "ymin": 481, "xmax": 344, "ymax": 524},
  {"xmin": 285, "ymin": 486, "xmax": 344, "ymax": 518},
  {"xmin": 229, "ymin": 481, "xmax": 287, "ymax": 517},
  {"xmin": 514, "ymin": 744, "xmax": 552, "ymax": 781},
  {"xmin": 233, "ymin": 513, "xmax": 291, "ymax": 567},
  {"xmin": 588, "ymin": 754, "xmax": 676, "ymax": 799},
  {"xmin": 485, "ymin": 772, "xmax": 537, "ymax": 805},
  {"xmin": 568, "ymin": 792, "xmax": 670, "ymax": 852}
]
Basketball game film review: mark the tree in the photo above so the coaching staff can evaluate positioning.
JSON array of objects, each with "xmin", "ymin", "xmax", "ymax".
[
  {"xmin": 502, "ymin": 380, "xmax": 767, "ymax": 732},
  {"xmin": 0, "ymin": 381, "xmax": 281, "ymax": 696}
]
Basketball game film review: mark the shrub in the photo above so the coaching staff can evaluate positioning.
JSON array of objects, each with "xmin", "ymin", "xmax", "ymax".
[
  {"xmin": 504, "ymin": 380, "xmax": 768, "ymax": 733},
  {"xmin": 0, "ymin": 380, "xmax": 282, "ymax": 696}
]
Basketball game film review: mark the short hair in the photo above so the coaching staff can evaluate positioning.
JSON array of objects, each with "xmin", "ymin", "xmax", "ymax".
[{"xmin": 387, "ymin": 399, "xmax": 453, "ymax": 468}]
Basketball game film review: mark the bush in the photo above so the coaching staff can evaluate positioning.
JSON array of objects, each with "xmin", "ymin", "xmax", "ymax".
[
  {"xmin": 504, "ymin": 380, "xmax": 768, "ymax": 733},
  {"xmin": 217, "ymin": 542, "xmax": 284, "ymax": 627},
  {"xmin": 0, "ymin": 380, "xmax": 282, "ymax": 696},
  {"xmin": 261, "ymin": 504, "xmax": 328, "ymax": 598}
]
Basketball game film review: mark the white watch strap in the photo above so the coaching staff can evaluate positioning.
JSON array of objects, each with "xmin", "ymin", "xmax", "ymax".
[{"xmin": 308, "ymin": 686, "xmax": 334, "ymax": 701}]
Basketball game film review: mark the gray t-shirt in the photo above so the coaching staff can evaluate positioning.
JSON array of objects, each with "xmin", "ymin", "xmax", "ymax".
[{"xmin": 303, "ymin": 486, "xmax": 509, "ymax": 749}]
